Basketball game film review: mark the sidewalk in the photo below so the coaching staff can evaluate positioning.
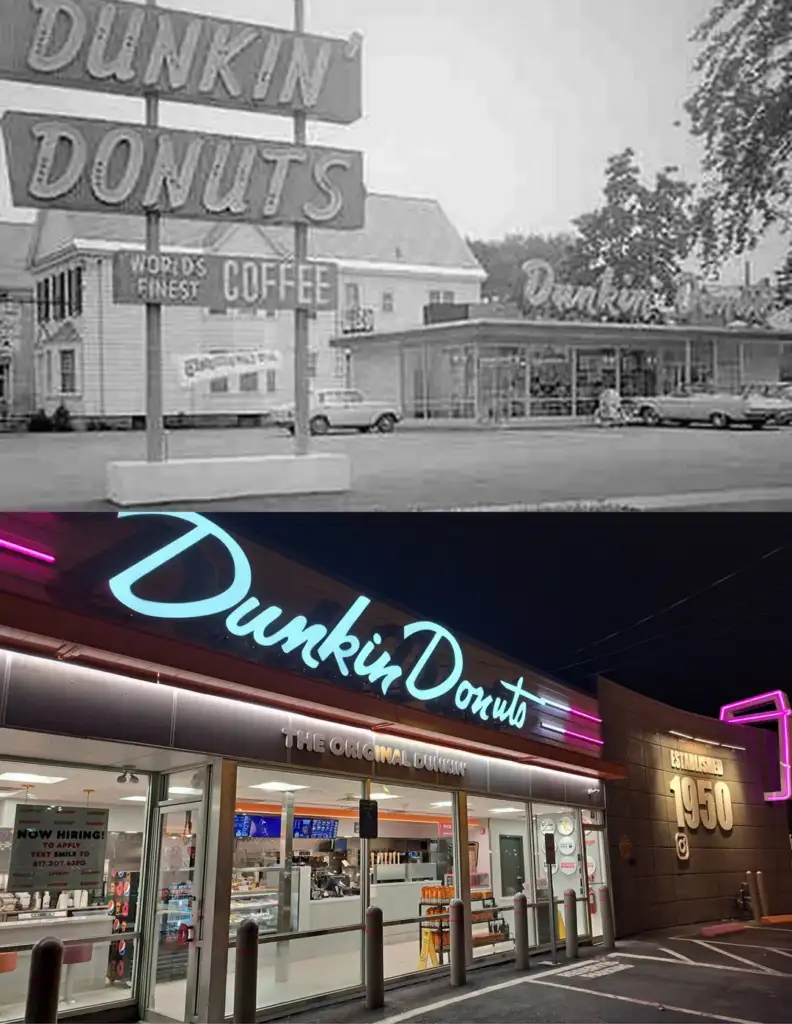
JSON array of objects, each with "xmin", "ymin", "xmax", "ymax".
[
  {"xmin": 274, "ymin": 945, "xmax": 605, "ymax": 1023},
  {"xmin": 398, "ymin": 416, "xmax": 597, "ymax": 432}
]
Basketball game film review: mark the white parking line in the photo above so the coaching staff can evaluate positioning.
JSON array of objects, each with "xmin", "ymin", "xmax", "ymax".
[
  {"xmin": 685, "ymin": 939, "xmax": 792, "ymax": 959},
  {"xmin": 610, "ymin": 951, "xmax": 790, "ymax": 978},
  {"xmin": 689, "ymin": 939, "xmax": 782, "ymax": 974},
  {"xmin": 376, "ymin": 959, "xmax": 612, "ymax": 1024},
  {"xmin": 530, "ymin": 979, "xmax": 761, "ymax": 1024},
  {"xmin": 660, "ymin": 946, "xmax": 694, "ymax": 962}
]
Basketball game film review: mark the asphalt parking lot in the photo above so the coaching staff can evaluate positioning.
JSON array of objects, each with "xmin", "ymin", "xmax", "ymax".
[
  {"xmin": 277, "ymin": 924, "xmax": 792, "ymax": 1024},
  {"xmin": 2, "ymin": 423, "xmax": 792, "ymax": 511}
]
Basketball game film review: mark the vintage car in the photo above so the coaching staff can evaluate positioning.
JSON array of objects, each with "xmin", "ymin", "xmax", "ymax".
[
  {"xmin": 634, "ymin": 385, "xmax": 787, "ymax": 429},
  {"xmin": 740, "ymin": 383, "xmax": 792, "ymax": 425},
  {"xmin": 271, "ymin": 389, "xmax": 402, "ymax": 435}
]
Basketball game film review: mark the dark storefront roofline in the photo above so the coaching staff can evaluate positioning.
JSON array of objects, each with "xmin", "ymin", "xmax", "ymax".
[
  {"xmin": 332, "ymin": 317, "xmax": 792, "ymax": 349},
  {"xmin": 0, "ymin": 605, "xmax": 625, "ymax": 782}
]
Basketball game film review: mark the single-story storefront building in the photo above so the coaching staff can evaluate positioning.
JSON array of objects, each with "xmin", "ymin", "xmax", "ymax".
[{"xmin": 333, "ymin": 317, "xmax": 792, "ymax": 423}]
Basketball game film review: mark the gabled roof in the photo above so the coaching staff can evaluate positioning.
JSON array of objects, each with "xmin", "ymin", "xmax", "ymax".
[
  {"xmin": 0, "ymin": 222, "xmax": 35, "ymax": 290},
  {"xmin": 31, "ymin": 193, "xmax": 483, "ymax": 272}
]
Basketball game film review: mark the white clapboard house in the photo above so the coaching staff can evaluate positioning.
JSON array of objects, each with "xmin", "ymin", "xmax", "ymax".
[{"xmin": 26, "ymin": 194, "xmax": 485, "ymax": 428}]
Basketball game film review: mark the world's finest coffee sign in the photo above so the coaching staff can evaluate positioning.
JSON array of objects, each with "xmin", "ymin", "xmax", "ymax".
[
  {"xmin": 112, "ymin": 250, "xmax": 339, "ymax": 310},
  {"xmin": 0, "ymin": 0, "xmax": 363, "ymax": 123}
]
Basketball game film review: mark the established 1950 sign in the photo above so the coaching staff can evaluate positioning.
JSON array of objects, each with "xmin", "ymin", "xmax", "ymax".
[
  {"xmin": 0, "ymin": 0, "xmax": 363, "ymax": 124},
  {"xmin": 1, "ymin": 111, "xmax": 365, "ymax": 228}
]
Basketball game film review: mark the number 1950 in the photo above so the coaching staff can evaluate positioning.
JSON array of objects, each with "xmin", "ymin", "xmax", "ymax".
[{"xmin": 669, "ymin": 775, "xmax": 733, "ymax": 832}]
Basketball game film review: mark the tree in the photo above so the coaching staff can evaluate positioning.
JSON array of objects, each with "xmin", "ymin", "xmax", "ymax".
[
  {"xmin": 467, "ymin": 232, "xmax": 575, "ymax": 305},
  {"xmin": 558, "ymin": 149, "xmax": 698, "ymax": 306},
  {"xmin": 775, "ymin": 247, "xmax": 792, "ymax": 306},
  {"xmin": 685, "ymin": 0, "xmax": 792, "ymax": 268}
]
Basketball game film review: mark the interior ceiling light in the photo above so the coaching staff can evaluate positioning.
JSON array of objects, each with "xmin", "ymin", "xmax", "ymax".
[
  {"xmin": 120, "ymin": 796, "xmax": 147, "ymax": 802},
  {"xmin": 0, "ymin": 773, "xmax": 65, "ymax": 785},
  {"xmin": 430, "ymin": 801, "xmax": 452, "ymax": 808},
  {"xmin": 249, "ymin": 782, "xmax": 309, "ymax": 792},
  {"xmin": 369, "ymin": 792, "xmax": 400, "ymax": 800},
  {"xmin": 490, "ymin": 807, "xmax": 523, "ymax": 814},
  {"xmin": 168, "ymin": 787, "xmax": 201, "ymax": 796}
]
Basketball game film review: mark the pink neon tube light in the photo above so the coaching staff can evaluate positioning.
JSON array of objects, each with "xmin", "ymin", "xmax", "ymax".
[
  {"xmin": 541, "ymin": 720, "xmax": 604, "ymax": 746},
  {"xmin": 0, "ymin": 537, "xmax": 55, "ymax": 564},
  {"xmin": 720, "ymin": 690, "xmax": 791, "ymax": 802}
]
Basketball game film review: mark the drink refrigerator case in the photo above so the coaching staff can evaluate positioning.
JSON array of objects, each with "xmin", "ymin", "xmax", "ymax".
[{"xmin": 107, "ymin": 869, "xmax": 139, "ymax": 986}]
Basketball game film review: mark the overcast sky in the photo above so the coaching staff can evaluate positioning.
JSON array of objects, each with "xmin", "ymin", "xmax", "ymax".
[{"xmin": 0, "ymin": 0, "xmax": 786, "ymax": 284}]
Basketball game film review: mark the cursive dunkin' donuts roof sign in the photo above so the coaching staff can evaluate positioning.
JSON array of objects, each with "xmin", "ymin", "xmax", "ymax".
[{"xmin": 90, "ymin": 512, "xmax": 601, "ymax": 751}]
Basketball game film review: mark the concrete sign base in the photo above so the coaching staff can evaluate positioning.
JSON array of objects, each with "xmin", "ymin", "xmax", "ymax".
[{"xmin": 106, "ymin": 453, "xmax": 351, "ymax": 506}]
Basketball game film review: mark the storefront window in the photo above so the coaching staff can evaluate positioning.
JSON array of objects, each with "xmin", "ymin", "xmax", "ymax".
[
  {"xmin": 743, "ymin": 341, "xmax": 782, "ymax": 384},
  {"xmin": 714, "ymin": 338, "xmax": 741, "ymax": 393},
  {"xmin": 427, "ymin": 347, "xmax": 477, "ymax": 420},
  {"xmin": 575, "ymin": 348, "xmax": 616, "ymax": 415},
  {"xmin": 530, "ymin": 803, "xmax": 588, "ymax": 947},
  {"xmin": 468, "ymin": 797, "xmax": 529, "ymax": 960},
  {"xmin": 690, "ymin": 339, "xmax": 715, "ymax": 387},
  {"xmin": 368, "ymin": 783, "xmax": 455, "ymax": 981},
  {"xmin": 0, "ymin": 760, "xmax": 149, "ymax": 1022},
  {"xmin": 478, "ymin": 347, "xmax": 528, "ymax": 423},
  {"xmin": 226, "ymin": 767, "xmax": 363, "ymax": 1015},
  {"xmin": 781, "ymin": 344, "xmax": 792, "ymax": 383},
  {"xmin": 529, "ymin": 345, "xmax": 572, "ymax": 416},
  {"xmin": 658, "ymin": 343, "xmax": 687, "ymax": 394},
  {"xmin": 619, "ymin": 349, "xmax": 659, "ymax": 398}
]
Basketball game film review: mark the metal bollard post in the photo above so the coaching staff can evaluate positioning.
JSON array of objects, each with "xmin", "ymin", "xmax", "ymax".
[
  {"xmin": 449, "ymin": 898, "xmax": 467, "ymax": 987},
  {"xmin": 514, "ymin": 892, "xmax": 530, "ymax": 971},
  {"xmin": 24, "ymin": 937, "xmax": 63, "ymax": 1024},
  {"xmin": 756, "ymin": 870, "xmax": 769, "ymax": 920},
  {"xmin": 564, "ymin": 889, "xmax": 578, "ymax": 960},
  {"xmin": 599, "ymin": 886, "xmax": 615, "ymax": 950},
  {"xmin": 746, "ymin": 871, "xmax": 762, "ymax": 924},
  {"xmin": 365, "ymin": 906, "xmax": 385, "ymax": 1010},
  {"xmin": 233, "ymin": 918, "xmax": 259, "ymax": 1024}
]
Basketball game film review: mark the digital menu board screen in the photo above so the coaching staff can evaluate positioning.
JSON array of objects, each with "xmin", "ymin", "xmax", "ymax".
[
  {"xmin": 234, "ymin": 814, "xmax": 251, "ymax": 838},
  {"xmin": 294, "ymin": 818, "xmax": 339, "ymax": 839},
  {"xmin": 233, "ymin": 816, "xmax": 339, "ymax": 839}
]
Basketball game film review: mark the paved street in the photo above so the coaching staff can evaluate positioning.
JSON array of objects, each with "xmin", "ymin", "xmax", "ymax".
[
  {"xmin": 1, "ymin": 424, "xmax": 791, "ymax": 511},
  {"xmin": 278, "ymin": 924, "xmax": 792, "ymax": 1024}
]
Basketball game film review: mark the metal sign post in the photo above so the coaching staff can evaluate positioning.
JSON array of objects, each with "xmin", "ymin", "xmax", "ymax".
[
  {"xmin": 293, "ymin": 0, "xmax": 310, "ymax": 457},
  {"xmin": 544, "ymin": 832, "xmax": 558, "ymax": 964},
  {"xmin": 144, "ymin": 0, "xmax": 164, "ymax": 464}
]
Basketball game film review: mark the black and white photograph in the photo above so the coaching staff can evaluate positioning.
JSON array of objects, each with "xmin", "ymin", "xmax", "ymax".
[{"xmin": 0, "ymin": 0, "xmax": 789, "ymax": 509}]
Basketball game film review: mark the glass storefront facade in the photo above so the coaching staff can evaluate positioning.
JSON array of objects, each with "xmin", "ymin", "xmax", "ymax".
[
  {"xmin": 395, "ymin": 333, "xmax": 789, "ymax": 422},
  {"xmin": 0, "ymin": 703, "xmax": 611, "ymax": 1024}
]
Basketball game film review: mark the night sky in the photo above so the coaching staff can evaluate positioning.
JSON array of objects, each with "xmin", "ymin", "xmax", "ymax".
[{"xmin": 217, "ymin": 514, "xmax": 792, "ymax": 720}]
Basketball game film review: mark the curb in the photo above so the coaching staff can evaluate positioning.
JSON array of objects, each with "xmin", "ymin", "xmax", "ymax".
[{"xmin": 700, "ymin": 922, "xmax": 746, "ymax": 938}]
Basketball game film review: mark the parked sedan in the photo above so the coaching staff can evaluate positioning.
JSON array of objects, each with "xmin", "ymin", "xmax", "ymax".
[
  {"xmin": 634, "ymin": 387, "xmax": 780, "ymax": 429},
  {"xmin": 741, "ymin": 383, "xmax": 792, "ymax": 426},
  {"xmin": 271, "ymin": 389, "xmax": 401, "ymax": 435}
]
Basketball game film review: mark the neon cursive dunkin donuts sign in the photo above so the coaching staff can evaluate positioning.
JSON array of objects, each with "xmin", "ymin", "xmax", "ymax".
[{"xmin": 107, "ymin": 512, "xmax": 602, "ymax": 744}]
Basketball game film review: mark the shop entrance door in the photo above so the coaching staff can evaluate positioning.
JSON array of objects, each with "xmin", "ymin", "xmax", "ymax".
[
  {"xmin": 498, "ymin": 835, "xmax": 527, "ymax": 898},
  {"xmin": 143, "ymin": 775, "xmax": 209, "ymax": 1023},
  {"xmin": 582, "ymin": 824, "xmax": 609, "ymax": 941}
]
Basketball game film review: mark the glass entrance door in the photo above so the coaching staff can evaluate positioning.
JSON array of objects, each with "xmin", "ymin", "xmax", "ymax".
[
  {"xmin": 582, "ymin": 825, "xmax": 609, "ymax": 940},
  {"xmin": 144, "ymin": 778, "xmax": 208, "ymax": 1023}
]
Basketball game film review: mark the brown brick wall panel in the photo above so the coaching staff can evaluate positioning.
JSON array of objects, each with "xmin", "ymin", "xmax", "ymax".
[{"xmin": 599, "ymin": 677, "xmax": 792, "ymax": 936}]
